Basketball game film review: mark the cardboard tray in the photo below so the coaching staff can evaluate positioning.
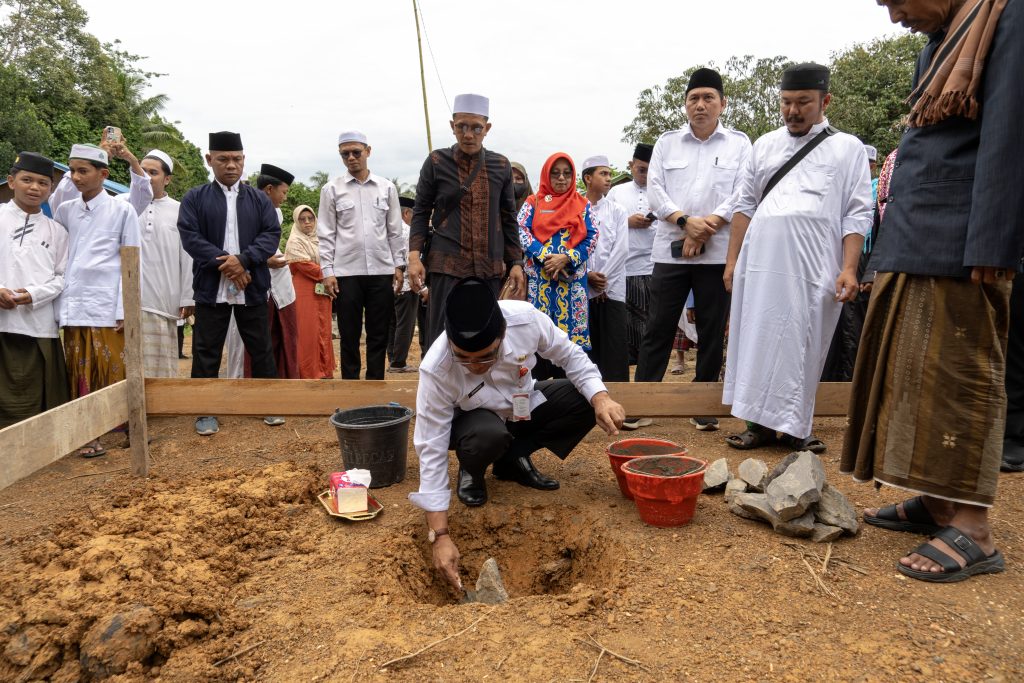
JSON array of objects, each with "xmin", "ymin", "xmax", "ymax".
[{"xmin": 317, "ymin": 489, "xmax": 383, "ymax": 521}]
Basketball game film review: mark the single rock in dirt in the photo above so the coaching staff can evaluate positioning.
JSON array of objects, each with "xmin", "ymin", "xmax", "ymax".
[
  {"xmin": 3, "ymin": 625, "xmax": 44, "ymax": 666},
  {"xmin": 773, "ymin": 510, "xmax": 816, "ymax": 538},
  {"xmin": 766, "ymin": 451, "xmax": 825, "ymax": 521},
  {"xmin": 737, "ymin": 458, "xmax": 769, "ymax": 492},
  {"xmin": 728, "ymin": 497, "xmax": 762, "ymax": 521},
  {"xmin": 701, "ymin": 458, "xmax": 731, "ymax": 492},
  {"xmin": 815, "ymin": 484, "xmax": 859, "ymax": 535},
  {"xmin": 474, "ymin": 558, "xmax": 509, "ymax": 605},
  {"xmin": 734, "ymin": 492, "xmax": 779, "ymax": 525},
  {"xmin": 724, "ymin": 478, "xmax": 748, "ymax": 504},
  {"xmin": 811, "ymin": 523, "xmax": 844, "ymax": 543},
  {"xmin": 80, "ymin": 605, "xmax": 162, "ymax": 679},
  {"xmin": 765, "ymin": 451, "xmax": 802, "ymax": 486}
]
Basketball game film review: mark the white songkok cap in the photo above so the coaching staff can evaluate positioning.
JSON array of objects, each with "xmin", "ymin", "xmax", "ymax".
[
  {"xmin": 453, "ymin": 93, "xmax": 489, "ymax": 117},
  {"xmin": 69, "ymin": 143, "xmax": 108, "ymax": 166},
  {"xmin": 338, "ymin": 130, "xmax": 368, "ymax": 145},
  {"xmin": 145, "ymin": 149, "xmax": 174, "ymax": 173},
  {"xmin": 864, "ymin": 145, "xmax": 878, "ymax": 162},
  {"xmin": 582, "ymin": 155, "xmax": 611, "ymax": 171}
]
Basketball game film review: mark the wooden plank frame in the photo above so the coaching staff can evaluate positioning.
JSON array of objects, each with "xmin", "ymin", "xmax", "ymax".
[
  {"xmin": 0, "ymin": 381, "xmax": 129, "ymax": 490},
  {"xmin": 120, "ymin": 246, "xmax": 150, "ymax": 476},
  {"xmin": 144, "ymin": 378, "xmax": 851, "ymax": 418}
]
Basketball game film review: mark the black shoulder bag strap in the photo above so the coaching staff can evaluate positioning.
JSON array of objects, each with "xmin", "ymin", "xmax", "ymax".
[
  {"xmin": 421, "ymin": 149, "xmax": 485, "ymax": 259},
  {"xmin": 760, "ymin": 126, "xmax": 836, "ymax": 202}
]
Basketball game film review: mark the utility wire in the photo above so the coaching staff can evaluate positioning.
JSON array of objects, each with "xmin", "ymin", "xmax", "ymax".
[{"xmin": 416, "ymin": 1, "xmax": 451, "ymax": 114}]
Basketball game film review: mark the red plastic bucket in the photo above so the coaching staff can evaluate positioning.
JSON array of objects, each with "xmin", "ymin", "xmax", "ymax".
[
  {"xmin": 606, "ymin": 438, "xmax": 688, "ymax": 499},
  {"xmin": 622, "ymin": 455, "xmax": 707, "ymax": 527}
]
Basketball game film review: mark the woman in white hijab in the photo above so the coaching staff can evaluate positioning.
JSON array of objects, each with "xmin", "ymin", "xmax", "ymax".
[{"xmin": 285, "ymin": 205, "xmax": 335, "ymax": 378}]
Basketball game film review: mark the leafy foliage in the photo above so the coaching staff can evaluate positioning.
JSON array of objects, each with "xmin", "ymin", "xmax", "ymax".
[{"xmin": 0, "ymin": 0, "xmax": 207, "ymax": 196}]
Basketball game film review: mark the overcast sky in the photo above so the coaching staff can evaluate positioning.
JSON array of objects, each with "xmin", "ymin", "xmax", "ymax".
[{"xmin": 78, "ymin": 0, "xmax": 901, "ymax": 188}]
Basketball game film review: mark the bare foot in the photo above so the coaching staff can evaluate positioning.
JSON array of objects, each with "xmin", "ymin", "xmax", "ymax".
[{"xmin": 900, "ymin": 505, "xmax": 995, "ymax": 574}]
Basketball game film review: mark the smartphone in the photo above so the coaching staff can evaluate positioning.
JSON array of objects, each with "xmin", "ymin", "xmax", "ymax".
[
  {"xmin": 103, "ymin": 126, "xmax": 123, "ymax": 145},
  {"xmin": 671, "ymin": 240, "xmax": 706, "ymax": 258},
  {"xmin": 645, "ymin": 212, "xmax": 657, "ymax": 221}
]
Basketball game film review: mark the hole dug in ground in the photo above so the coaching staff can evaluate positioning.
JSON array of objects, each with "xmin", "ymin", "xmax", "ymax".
[{"xmin": 395, "ymin": 504, "xmax": 625, "ymax": 606}]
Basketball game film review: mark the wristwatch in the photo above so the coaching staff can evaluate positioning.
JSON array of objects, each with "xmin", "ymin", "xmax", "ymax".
[
  {"xmin": 510, "ymin": 259, "xmax": 525, "ymax": 267},
  {"xmin": 675, "ymin": 214, "xmax": 690, "ymax": 228},
  {"xmin": 428, "ymin": 527, "xmax": 449, "ymax": 544}
]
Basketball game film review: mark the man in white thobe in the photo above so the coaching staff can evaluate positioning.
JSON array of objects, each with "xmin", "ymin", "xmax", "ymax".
[
  {"xmin": 723, "ymin": 63, "xmax": 873, "ymax": 452},
  {"xmin": 0, "ymin": 152, "xmax": 70, "ymax": 428},
  {"xmin": 582, "ymin": 155, "xmax": 630, "ymax": 383},
  {"xmin": 138, "ymin": 150, "xmax": 194, "ymax": 377}
]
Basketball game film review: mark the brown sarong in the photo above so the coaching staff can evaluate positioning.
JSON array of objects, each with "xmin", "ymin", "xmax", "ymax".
[
  {"xmin": 840, "ymin": 272, "xmax": 1009, "ymax": 506},
  {"xmin": 63, "ymin": 326, "xmax": 126, "ymax": 399},
  {"xmin": 0, "ymin": 332, "xmax": 70, "ymax": 428}
]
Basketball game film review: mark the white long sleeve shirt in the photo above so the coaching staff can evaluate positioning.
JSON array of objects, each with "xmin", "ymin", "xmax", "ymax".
[
  {"xmin": 49, "ymin": 168, "xmax": 153, "ymax": 217},
  {"xmin": 215, "ymin": 180, "xmax": 245, "ymax": 305},
  {"xmin": 410, "ymin": 301, "xmax": 607, "ymax": 512},
  {"xmin": 317, "ymin": 172, "xmax": 405, "ymax": 278},
  {"xmin": 269, "ymin": 208, "xmax": 296, "ymax": 309},
  {"xmin": 139, "ymin": 195, "xmax": 194, "ymax": 320},
  {"xmin": 606, "ymin": 181, "xmax": 654, "ymax": 276},
  {"xmin": 0, "ymin": 202, "xmax": 69, "ymax": 338},
  {"xmin": 55, "ymin": 191, "xmax": 140, "ymax": 327},
  {"xmin": 587, "ymin": 195, "xmax": 629, "ymax": 303},
  {"xmin": 648, "ymin": 122, "xmax": 751, "ymax": 265}
]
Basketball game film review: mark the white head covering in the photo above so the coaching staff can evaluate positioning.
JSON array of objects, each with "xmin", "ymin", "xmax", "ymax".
[
  {"xmin": 864, "ymin": 145, "xmax": 878, "ymax": 162},
  {"xmin": 338, "ymin": 130, "xmax": 368, "ymax": 145},
  {"xmin": 285, "ymin": 205, "xmax": 320, "ymax": 264},
  {"xmin": 453, "ymin": 93, "xmax": 489, "ymax": 117},
  {"xmin": 581, "ymin": 155, "xmax": 611, "ymax": 171},
  {"xmin": 145, "ymin": 149, "xmax": 174, "ymax": 173},
  {"xmin": 69, "ymin": 144, "xmax": 108, "ymax": 166}
]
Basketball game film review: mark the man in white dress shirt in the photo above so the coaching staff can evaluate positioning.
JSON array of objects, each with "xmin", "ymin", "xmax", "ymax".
[
  {"xmin": 0, "ymin": 152, "xmax": 70, "ymax": 428},
  {"xmin": 582, "ymin": 155, "xmax": 630, "ymax": 382},
  {"xmin": 607, "ymin": 142, "xmax": 654, "ymax": 366},
  {"xmin": 318, "ymin": 130, "xmax": 405, "ymax": 380},
  {"xmin": 411, "ymin": 277, "xmax": 625, "ymax": 589},
  {"xmin": 137, "ymin": 149, "xmax": 194, "ymax": 378},
  {"xmin": 637, "ymin": 68, "xmax": 751, "ymax": 433},
  {"xmin": 723, "ymin": 63, "xmax": 872, "ymax": 452}
]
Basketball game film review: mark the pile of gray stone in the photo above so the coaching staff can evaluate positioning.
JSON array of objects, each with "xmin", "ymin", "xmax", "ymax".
[{"xmin": 701, "ymin": 451, "xmax": 859, "ymax": 543}]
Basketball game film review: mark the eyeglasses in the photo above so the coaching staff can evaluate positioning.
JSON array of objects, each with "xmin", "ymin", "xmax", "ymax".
[
  {"xmin": 340, "ymin": 150, "xmax": 363, "ymax": 159},
  {"xmin": 449, "ymin": 340, "xmax": 502, "ymax": 366},
  {"xmin": 454, "ymin": 123, "xmax": 485, "ymax": 135},
  {"xmin": 549, "ymin": 170, "xmax": 574, "ymax": 179}
]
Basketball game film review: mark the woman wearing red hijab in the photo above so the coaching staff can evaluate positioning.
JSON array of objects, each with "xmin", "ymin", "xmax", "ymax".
[{"xmin": 518, "ymin": 153, "xmax": 597, "ymax": 361}]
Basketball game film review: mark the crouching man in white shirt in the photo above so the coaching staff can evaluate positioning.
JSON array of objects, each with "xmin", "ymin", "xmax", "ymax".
[{"xmin": 411, "ymin": 276, "xmax": 625, "ymax": 590}]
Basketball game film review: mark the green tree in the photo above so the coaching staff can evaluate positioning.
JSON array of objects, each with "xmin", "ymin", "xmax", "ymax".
[
  {"xmin": 826, "ymin": 33, "xmax": 926, "ymax": 158},
  {"xmin": 622, "ymin": 55, "xmax": 791, "ymax": 145}
]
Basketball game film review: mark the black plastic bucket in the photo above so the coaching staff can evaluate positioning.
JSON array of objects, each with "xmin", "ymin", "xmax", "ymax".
[{"xmin": 329, "ymin": 404, "xmax": 413, "ymax": 488}]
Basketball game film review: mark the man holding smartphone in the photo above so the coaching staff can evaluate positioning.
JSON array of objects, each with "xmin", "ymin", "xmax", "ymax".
[{"xmin": 635, "ymin": 68, "xmax": 751, "ymax": 432}]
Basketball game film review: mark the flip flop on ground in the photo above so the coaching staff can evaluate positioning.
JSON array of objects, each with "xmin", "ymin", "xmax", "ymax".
[
  {"xmin": 725, "ymin": 428, "xmax": 777, "ymax": 450},
  {"xmin": 779, "ymin": 433, "xmax": 827, "ymax": 453},
  {"xmin": 863, "ymin": 495, "xmax": 942, "ymax": 535},
  {"xmin": 897, "ymin": 526, "xmax": 1004, "ymax": 583},
  {"xmin": 78, "ymin": 442, "xmax": 106, "ymax": 458}
]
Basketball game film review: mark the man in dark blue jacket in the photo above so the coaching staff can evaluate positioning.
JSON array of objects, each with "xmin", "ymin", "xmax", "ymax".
[
  {"xmin": 178, "ymin": 131, "xmax": 281, "ymax": 435},
  {"xmin": 843, "ymin": 0, "xmax": 1022, "ymax": 583}
]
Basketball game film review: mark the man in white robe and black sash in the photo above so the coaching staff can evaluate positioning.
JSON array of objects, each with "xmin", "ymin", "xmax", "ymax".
[
  {"xmin": 0, "ymin": 152, "xmax": 70, "ymax": 428},
  {"xmin": 722, "ymin": 63, "xmax": 873, "ymax": 453}
]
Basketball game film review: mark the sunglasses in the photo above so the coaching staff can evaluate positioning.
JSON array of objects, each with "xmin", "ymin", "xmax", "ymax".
[
  {"xmin": 341, "ymin": 150, "xmax": 363, "ymax": 159},
  {"xmin": 549, "ymin": 170, "xmax": 574, "ymax": 179}
]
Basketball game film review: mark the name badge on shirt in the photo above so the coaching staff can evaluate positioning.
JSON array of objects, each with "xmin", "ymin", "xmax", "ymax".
[{"xmin": 512, "ymin": 393, "xmax": 531, "ymax": 421}]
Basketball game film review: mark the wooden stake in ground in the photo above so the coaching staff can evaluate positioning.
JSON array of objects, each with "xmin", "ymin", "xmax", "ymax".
[{"xmin": 119, "ymin": 246, "xmax": 150, "ymax": 477}]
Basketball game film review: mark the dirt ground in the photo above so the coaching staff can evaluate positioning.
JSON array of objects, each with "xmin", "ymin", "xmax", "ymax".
[{"xmin": 1, "ymin": 337, "xmax": 1022, "ymax": 682}]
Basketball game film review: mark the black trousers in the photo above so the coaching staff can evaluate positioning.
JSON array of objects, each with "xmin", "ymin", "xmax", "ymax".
[
  {"xmin": 588, "ymin": 297, "xmax": 629, "ymax": 382},
  {"xmin": 635, "ymin": 262, "xmax": 729, "ymax": 382},
  {"xmin": 424, "ymin": 272, "xmax": 500, "ymax": 348},
  {"xmin": 191, "ymin": 303, "xmax": 276, "ymax": 379},
  {"xmin": 387, "ymin": 291, "xmax": 420, "ymax": 368},
  {"xmin": 336, "ymin": 275, "xmax": 393, "ymax": 380},
  {"xmin": 1006, "ymin": 279, "xmax": 1024, "ymax": 444},
  {"xmin": 449, "ymin": 379, "xmax": 596, "ymax": 478}
]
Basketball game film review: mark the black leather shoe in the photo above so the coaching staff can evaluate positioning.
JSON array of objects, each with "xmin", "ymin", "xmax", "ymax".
[
  {"xmin": 457, "ymin": 469, "xmax": 488, "ymax": 506},
  {"xmin": 492, "ymin": 455, "xmax": 560, "ymax": 490}
]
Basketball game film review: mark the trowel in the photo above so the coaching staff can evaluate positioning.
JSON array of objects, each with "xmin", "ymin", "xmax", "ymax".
[{"xmin": 459, "ymin": 557, "xmax": 508, "ymax": 605}]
